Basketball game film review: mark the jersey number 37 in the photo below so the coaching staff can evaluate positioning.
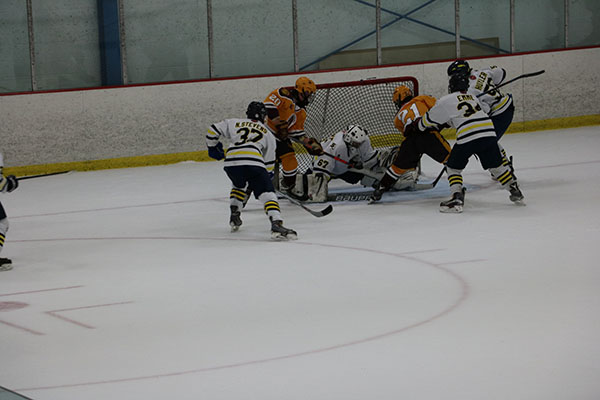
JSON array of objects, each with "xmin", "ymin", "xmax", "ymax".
[{"xmin": 234, "ymin": 127, "xmax": 264, "ymax": 145}]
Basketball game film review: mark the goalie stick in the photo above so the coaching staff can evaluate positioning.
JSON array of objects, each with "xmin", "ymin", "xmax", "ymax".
[
  {"xmin": 17, "ymin": 170, "xmax": 71, "ymax": 181},
  {"xmin": 328, "ymin": 166, "xmax": 446, "ymax": 202},
  {"xmin": 323, "ymin": 151, "xmax": 349, "ymax": 165},
  {"xmin": 477, "ymin": 70, "xmax": 545, "ymax": 98},
  {"xmin": 276, "ymin": 190, "xmax": 333, "ymax": 217}
]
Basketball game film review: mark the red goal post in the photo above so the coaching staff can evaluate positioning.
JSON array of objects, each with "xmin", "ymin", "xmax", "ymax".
[{"xmin": 293, "ymin": 76, "xmax": 419, "ymax": 173}]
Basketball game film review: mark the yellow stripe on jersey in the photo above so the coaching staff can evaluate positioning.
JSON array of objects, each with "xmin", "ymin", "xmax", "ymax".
[
  {"xmin": 421, "ymin": 114, "xmax": 439, "ymax": 129},
  {"xmin": 226, "ymin": 149, "xmax": 262, "ymax": 157},
  {"xmin": 459, "ymin": 121, "xmax": 494, "ymax": 134},
  {"xmin": 491, "ymin": 96, "xmax": 510, "ymax": 113}
]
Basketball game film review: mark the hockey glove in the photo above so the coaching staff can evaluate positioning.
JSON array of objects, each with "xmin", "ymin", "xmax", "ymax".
[
  {"xmin": 274, "ymin": 120, "xmax": 289, "ymax": 140},
  {"xmin": 0, "ymin": 175, "xmax": 18, "ymax": 193},
  {"xmin": 303, "ymin": 137, "xmax": 324, "ymax": 156},
  {"xmin": 348, "ymin": 159, "xmax": 363, "ymax": 169},
  {"xmin": 208, "ymin": 142, "xmax": 225, "ymax": 160}
]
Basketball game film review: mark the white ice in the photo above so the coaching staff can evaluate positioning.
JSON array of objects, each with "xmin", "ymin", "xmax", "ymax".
[{"xmin": 1, "ymin": 126, "xmax": 599, "ymax": 400}]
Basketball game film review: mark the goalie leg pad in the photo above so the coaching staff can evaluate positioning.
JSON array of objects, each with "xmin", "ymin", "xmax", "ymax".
[
  {"xmin": 307, "ymin": 173, "xmax": 329, "ymax": 202},
  {"xmin": 280, "ymin": 173, "xmax": 309, "ymax": 201},
  {"xmin": 360, "ymin": 175, "xmax": 379, "ymax": 188}
]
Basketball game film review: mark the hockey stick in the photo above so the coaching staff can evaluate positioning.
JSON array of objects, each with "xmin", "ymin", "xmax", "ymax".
[
  {"xmin": 323, "ymin": 151, "xmax": 349, "ymax": 165},
  {"xmin": 477, "ymin": 70, "xmax": 545, "ymax": 98},
  {"xmin": 347, "ymin": 165, "xmax": 445, "ymax": 190},
  {"xmin": 329, "ymin": 166, "xmax": 446, "ymax": 201},
  {"xmin": 276, "ymin": 190, "xmax": 333, "ymax": 217},
  {"xmin": 429, "ymin": 166, "xmax": 447, "ymax": 187},
  {"xmin": 17, "ymin": 170, "xmax": 71, "ymax": 181}
]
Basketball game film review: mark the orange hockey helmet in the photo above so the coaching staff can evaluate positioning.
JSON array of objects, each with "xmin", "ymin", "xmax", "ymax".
[
  {"xmin": 295, "ymin": 76, "xmax": 316, "ymax": 106},
  {"xmin": 392, "ymin": 85, "xmax": 413, "ymax": 108}
]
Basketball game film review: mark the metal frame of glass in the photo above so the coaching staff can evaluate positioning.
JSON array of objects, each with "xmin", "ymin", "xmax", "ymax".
[{"xmin": 1, "ymin": 0, "xmax": 595, "ymax": 93}]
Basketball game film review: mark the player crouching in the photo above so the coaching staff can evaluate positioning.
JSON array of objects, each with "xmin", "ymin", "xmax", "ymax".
[{"xmin": 291, "ymin": 125, "xmax": 391, "ymax": 202}]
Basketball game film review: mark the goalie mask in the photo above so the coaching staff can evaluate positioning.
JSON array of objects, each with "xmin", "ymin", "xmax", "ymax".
[
  {"xmin": 246, "ymin": 101, "xmax": 267, "ymax": 122},
  {"xmin": 392, "ymin": 85, "xmax": 413, "ymax": 108},
  {"xmin": 295, "ymin": 76, "xmax": 316, "ymax": 107},
  {"xmin": 343, "ymin": 124, "xmax": 368, "ymax": 148}
]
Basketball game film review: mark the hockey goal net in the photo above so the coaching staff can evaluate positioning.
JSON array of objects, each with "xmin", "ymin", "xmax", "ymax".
[{"xmin": 292, "ymin": 76, "xmax": 419, "ymax": 173}]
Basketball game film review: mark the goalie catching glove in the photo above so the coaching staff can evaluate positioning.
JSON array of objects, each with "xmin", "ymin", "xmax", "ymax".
[{"xmin": 301, "ymin": 137, "xmax": 324, "ymax": 155}]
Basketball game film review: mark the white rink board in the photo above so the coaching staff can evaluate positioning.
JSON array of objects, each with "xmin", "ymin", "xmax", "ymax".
[{"xmin": 0, "ymin": 48, "xmax": 598, "ymax": 167}]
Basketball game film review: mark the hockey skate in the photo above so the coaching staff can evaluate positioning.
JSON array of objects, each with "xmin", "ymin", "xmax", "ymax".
[
  {"xmin": 229, "ymin": 206, "xmax": 242, "ymax": 232},
  {"xmin": 440, "ymin": 188, "xmax": 466, "ymax": 213},
  {"xmin": 508, "ymin": 182, "xmax": 525, "ymax": 204},
  {"xmin": 0, "ymin": 257, "xmax": 13, "ymax": 271},
  {"xmin": 368, "ymin": 174, "xmax": 395, "ymax": 203},
  {"xmin": 368, "ymin": 187, "xmax": 384, "ymax": 203},
  {"xmin": 270, "ymin": 218, "xmax": 298, "ymax": 241}
]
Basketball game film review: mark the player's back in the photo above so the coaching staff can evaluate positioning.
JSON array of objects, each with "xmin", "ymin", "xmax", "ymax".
[
  {"xmin": 209, "ymin": 118, "xmax": 276, "ymax": 172},
  {"xmin": 264, "ymin": 88, "xmax": 295, "ymax": 128},
  {"xmin": 394, "ymin": 95, "xmax": 436, "ymax": 132},
  {"xmin": 430, "ymin": 92, "xmax": 495, "ymax": 144},
  {"xmin": 263, "ymin": 88, "xmax": 307, "ymax": 137},
  {"xmin": 468, "ymin": 67, "xmax": 512, "ymax": 116}
]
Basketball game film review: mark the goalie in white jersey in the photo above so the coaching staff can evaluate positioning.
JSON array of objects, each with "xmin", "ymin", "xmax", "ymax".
[
  {"xmin": 0, "ymin": 153, "xmax": 19, "ymax": 271},
  {"xmin": 206, "ymin": 102, "xmax": 297, "ymax": 240},
  {"xmin": 295, "ymin": 125, "xmax": 384, "ymax": 202},
  {"xmin": 415, "ymin": 73, "xmax": 524, "ymax": 213},
  {"xmin": 447, "ymin": 59, "xmax": 515, "ymax": 174}
]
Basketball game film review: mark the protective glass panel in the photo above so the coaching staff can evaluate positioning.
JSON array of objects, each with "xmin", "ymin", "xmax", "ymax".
[
  {"xmin": 378, "ymin": 0, "xmax": 457, "ymax": 65},
  {"xmin": 31, "ymin": 0, "xmax": 101, "ymax": 90},
  {"xmin": 0, "ymin": 0, "xmax": 31, "ymax": 93},
  {"xmin": 297, "ymin": 0, "xmax": 377, "ymax": 71},
  {"xmin": 211, "ymin": 0, "xmax": 293, "ymax": 78},
  {"xmin": 568, "ymin": 0, "xmax": 600, "ymax": 47},
  {"xmin": 515, "ymin": 0, "xmax": 565, "ymax": 51},
  {"xmin": 459, "ymin": 0, "xmax": 511, "ymax": 57},
  {"xmin": 123, "ymin": 0, "xmax": 209, "ymax": 84},
  {"xmin": 0, "ymin": 386, "xmax": 34, "ymax": 400}
]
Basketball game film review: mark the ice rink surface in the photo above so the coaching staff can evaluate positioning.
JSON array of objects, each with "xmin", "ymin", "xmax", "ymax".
[{"xmin": 1, "ymin": 126, "xmax": 599, "ymax": 400}]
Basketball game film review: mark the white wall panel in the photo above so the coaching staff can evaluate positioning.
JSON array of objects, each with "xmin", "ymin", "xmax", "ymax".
[{"xmin": 1, "ymin": 48, "xmax": 598, "ymax": 167}]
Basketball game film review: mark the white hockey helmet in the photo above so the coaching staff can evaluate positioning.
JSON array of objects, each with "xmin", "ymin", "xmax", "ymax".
[{"xmin": 343, "ymin": 124, "xmax": 368, "ymax": 147}]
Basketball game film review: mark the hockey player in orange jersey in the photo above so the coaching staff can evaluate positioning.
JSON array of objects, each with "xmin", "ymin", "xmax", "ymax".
[
  {"xmin": 263, "ymin": 76, "xmax": 323, "ymax": 199},
  {"xmin": 369, "ymin": 85, "xmax": 451, "ymax": 202}
]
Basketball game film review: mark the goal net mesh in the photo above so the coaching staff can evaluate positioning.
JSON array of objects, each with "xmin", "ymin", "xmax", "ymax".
[{"xmin": 291, "ymin": 76, "xmax": 418, "ymax": 173}]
